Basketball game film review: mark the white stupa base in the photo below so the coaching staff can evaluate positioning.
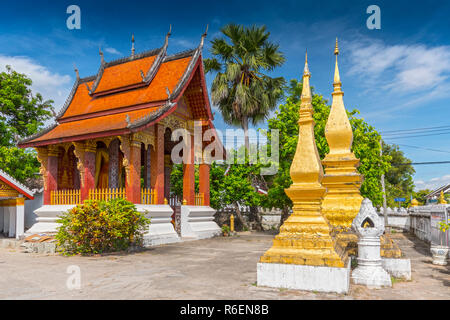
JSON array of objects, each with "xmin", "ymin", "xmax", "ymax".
[
  {"xmin": 351, "ymin": 265, "xmax": 392, "ymax": 288},
  {"xmin": 257, "ymin": 261, "xmax": 351, "ymax": 294},
  {"xmin": 382, "ymin": 258, "xmax": 411, "ymax": 280}
]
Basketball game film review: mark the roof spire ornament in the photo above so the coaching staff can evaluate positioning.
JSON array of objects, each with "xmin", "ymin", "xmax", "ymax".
[
  {"xmin": 73, "ymin": 63, "xmax": 80, "ymax": 81},
  {"xmin": 200, "ymin": 24, "xmax": 209, "ymax": 48},
  {"xmin": 99, "ymin": 47, "xmax": 105, "ymax": 65},
  {"xmin": 131, "ymin": 33, "xmax": 135, "ymax": 58}
]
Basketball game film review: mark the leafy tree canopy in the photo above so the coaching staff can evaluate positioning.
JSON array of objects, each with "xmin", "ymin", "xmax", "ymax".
[
  {"xmin": 204, "ymin": 23, "xmax": 285, "ymax": 152},
  {"xmin": 382, "ymin": 143, "xmax": 415, "ymax": 207},
  {"xmin": 0, "ymin": 65, "xmax": 54, "ymax": 183}
]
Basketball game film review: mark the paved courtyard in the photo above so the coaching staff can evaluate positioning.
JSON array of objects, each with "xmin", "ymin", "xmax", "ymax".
[{"xmin": 0, "ymin": 232, "xmax": 448, "ymax": 300}]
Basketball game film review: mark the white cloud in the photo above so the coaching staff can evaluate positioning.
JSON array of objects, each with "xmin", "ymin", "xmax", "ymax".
[
  {"xmin": 415, "ymin": 174, "xmax": 450, "ymax": 191},
  {"xmin": 347, "ymin": 38, "xmax": 450, "ymax": 94},
  {"xmin": 105, "ymin": 47, "xmax": 121, "ymax": 55},
  {"xmin": 0, "ymin": 55, "xmax": 72, "ymax": 112}
]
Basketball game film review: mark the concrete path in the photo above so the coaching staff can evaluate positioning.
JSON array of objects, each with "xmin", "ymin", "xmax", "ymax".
[{"xmin": 0, "ymin": 232, "xmax": 448, "ymax": 299}]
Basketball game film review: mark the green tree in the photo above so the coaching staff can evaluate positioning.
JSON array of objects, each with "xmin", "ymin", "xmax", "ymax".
[
  {"xmin": 0, "ymin": 65, "xmax": 54, "ymax": 183},
  {"xmin": 413, "ymin": 189, "xmax": 431, "ymax": 205},
  {"xmin": 382, "ymin": 143, "xmax": 415, "ymax": 207},
  {"xmin": 170, "ymin": 162, "xmax": 226, "ymax": 210},
  {"xmin": 263, "ymin": 79, "xmax": 390, "ymax": 226},
  {"xmin": 204, "ymin": 24, "xmax": 285, "ymax": 153}
]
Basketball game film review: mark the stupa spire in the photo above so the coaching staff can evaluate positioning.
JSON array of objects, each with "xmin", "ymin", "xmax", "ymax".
[
  {"xmin": 321, "ymin": 38, "xmax": 363, "ymax": 231},
  {"xmin": 333, "ymin": 38, "xmax": 341, "ymax": 90}
]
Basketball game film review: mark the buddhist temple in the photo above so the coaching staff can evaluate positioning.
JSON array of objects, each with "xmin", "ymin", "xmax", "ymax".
[{"xmin": 18, "ymin": 27, "xmax": 223, "ymax": 210}]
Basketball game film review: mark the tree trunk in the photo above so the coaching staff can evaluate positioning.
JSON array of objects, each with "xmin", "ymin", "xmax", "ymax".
[
  {"xmin": 250, "ymin": 206, "xmax": 263, "ymax": 231},
  {"xmin": 278, "ymin": 206, "xmax": 291, "ymax": 230},
  {"xmin": 242, "ymin": 116, "xmax": 250, "ymax": 157},
  {"xmin": 234, "ymin": 202, "xmax": 249, "ymax": 231}
]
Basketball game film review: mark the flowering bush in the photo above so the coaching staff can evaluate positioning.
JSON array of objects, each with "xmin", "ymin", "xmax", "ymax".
[{"xmin": 55, "ymin": 198, "xmax": 150, "ymax": 255}]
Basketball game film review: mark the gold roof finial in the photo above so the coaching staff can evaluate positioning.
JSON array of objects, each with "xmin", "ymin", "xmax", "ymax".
[{"xmin": 131, "ymin": 33, "xmax": 135, "ymax": 57}]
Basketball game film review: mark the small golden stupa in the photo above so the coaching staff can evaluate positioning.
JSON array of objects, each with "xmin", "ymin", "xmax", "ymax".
[{"xmin": 259, "ymin": 51, "xmax": 347, "ymax": 268}]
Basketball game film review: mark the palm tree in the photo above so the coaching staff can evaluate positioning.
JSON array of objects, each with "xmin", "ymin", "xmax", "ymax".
[{"xmin": 204, "ymin": 24, "xmax": 285, "ymax": 154}]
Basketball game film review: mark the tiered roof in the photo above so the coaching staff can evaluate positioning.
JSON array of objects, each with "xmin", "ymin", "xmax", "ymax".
[{"xmin": 19, "ymin": 28, "xmax": 215, "ymax": 148}]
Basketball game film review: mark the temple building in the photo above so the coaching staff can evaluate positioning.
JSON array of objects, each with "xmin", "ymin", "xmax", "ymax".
[
  {"xmin": 17, "ymin": 28, "xmax": 223, "ymax": 242},
  {"xmin": 19, "ymin": 28, "xmax": 221, "ymax": 207}
]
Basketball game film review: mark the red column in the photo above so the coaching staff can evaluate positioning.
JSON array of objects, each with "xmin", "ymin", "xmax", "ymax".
[
  {"xmin": 199, "ymin": 164, "xmax": 210, "ymax": 206},
  {"xmin": 183, "ymin": 135, "xmax": 195, "ymax": 205},
  {"xmin": 126, "ymin": 140, "xmax": 142, "ymax": 204},
  {"xmin": 81, "ymin": 143, "xmax": 96, "ymax": 202},
  {"xmin": 45, "ymin": 146, "xmax": 59, "ymax": 205},
  {"xmin": 154, "ymin": 124, "xmax": 165, "ymax": 204}
]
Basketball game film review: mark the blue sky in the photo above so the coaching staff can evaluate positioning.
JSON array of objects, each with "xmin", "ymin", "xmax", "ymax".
[{"xmin": 0, "ymin": 0, "xmax": 449, "ymax": 191}]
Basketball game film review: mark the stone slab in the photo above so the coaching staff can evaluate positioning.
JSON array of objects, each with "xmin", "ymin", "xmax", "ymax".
[
  {"xmin": 181, "ymin": 206, "xmax": 221, "ymax": 240},
  {"xmin": 257, "ymin": 261, "xmax": 351, "ymax": 294},
  {"xmin": 382, "ymin": 258, "xmax": 411, "ymax": 280}
]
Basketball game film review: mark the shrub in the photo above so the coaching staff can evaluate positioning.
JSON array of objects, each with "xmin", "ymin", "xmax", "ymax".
[{"xmin": 55, "ymin": 198, "xmax": 150, "ymax": 255}]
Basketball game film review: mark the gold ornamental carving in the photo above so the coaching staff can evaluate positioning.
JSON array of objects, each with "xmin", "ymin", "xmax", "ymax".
[
  {"xmin": 132, "ymin": 131, "xmax": 155, "ymax": 149},
  {"xmin": 0, "ymin": 181, "xmax": 19, "ymax": 198},
  {"xmin": 118, "ymin": 135, "xmax": 131, "ymax": 185},
  {"xmin": 72, "ymin": 142, "xmax": 86, "ymax": 188},
  {"xmin": 35, "ymin": 147, "xmax": 49, "ymax": 191}
]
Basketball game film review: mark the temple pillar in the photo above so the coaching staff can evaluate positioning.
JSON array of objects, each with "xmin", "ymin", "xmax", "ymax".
[
  {"xmin": 154, "ymin": 124, "xmax": 165, "ymax": 204},
  {"xmin": 126, "ymin": 139, "xmax": 142, "ymax": 204},
  {"xmin": 15, "ymin": 198, "xmax": 25, "ymax": 239},
  {"xmin": 198, "ymin": 122, "xmax": 210, "ymax": 206},
  {"xmin": 108, "ymin": 139, "xmax": 120, "ymax": 189},
  {"xmin": 143, "ymin": 146, "xmax": 151, "ymax": 189},
  {"xmin": 35, "ymin": 147, "xmax": 50, "ymax": 205},
  {"xmin": 164, "ymin": 155, "xmax": 172, "ymax": 201},
  {"xmin": 46, "ymin": 146, "xmax": 59, "ymax": 205},
  {"xmin": 199, "ymin": 164, "xmax": 210, "ymax": 206},
  {"xmin": 183, "ymin": 134, "xmax": 195, "ymax": 205},
  {"xmin": 81, "ymin": 141, "xmax": 97, "ymax": 202}
]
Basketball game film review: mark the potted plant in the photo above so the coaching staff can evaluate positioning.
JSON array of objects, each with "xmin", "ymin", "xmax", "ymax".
[{"xmin": 431, "ymin": 219, "xmax": 450, "ymax": 266}]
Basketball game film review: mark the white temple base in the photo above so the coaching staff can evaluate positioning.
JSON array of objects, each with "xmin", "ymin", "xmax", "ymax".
[
  {"xmin": 257, "ymin": 261, "xmax": 351, "ymax": 294},
  {"xmin": 136, "ymin": 205, "xmax": 180, "ymax": 246},
  {"xmin": 25, "ymin": 205, "xmax": 75, "ymax": 235},
  {"xmin": 181, "ymin": 206, "xmax": 221, "ymax": 240},
  {"xmin": 382, "ymin": 258, "xmax": 411, "ymax": 280},
  {"xmin": 351, "ymin": 265, "xmax": 392, "ymax": 288}
]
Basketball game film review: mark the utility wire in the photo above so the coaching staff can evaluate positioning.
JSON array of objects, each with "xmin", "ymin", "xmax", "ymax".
[
  {"xmin": 380, "ymin": 125, "xmax": 450, "ymax": 134},
  {"xmin": 388, "ymin": 143, "xmax": 450, "ymax": 154},
  {"xmin": 392, "ymin": 161, "xmax": 450, "ymax": 166}
]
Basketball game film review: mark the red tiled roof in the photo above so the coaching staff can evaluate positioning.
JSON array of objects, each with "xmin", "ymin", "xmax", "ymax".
[
  {"xmin": 60, "ymin": 56, "xmax": 192, "ymax": 120},
  {"xmin": 31, "ymin": 106, "xmax": 162, "ymax": 143},
  {"xmin": 95, "ymin": 55, "xmax": 157, "ymax": 93},
  {"xmin": 18, "ymin": 31, "xmax": 217, "ymax": 148}
]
